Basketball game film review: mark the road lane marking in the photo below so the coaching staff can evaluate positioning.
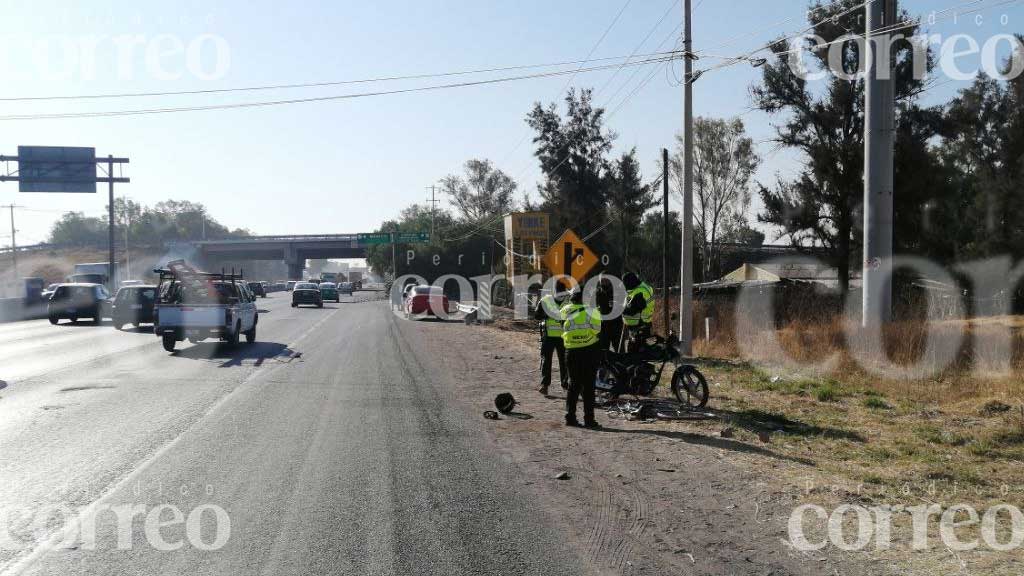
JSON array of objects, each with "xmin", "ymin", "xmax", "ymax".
[{"xmin": 0, "ymin": 308, "xmax": 341, "ymax": 576}]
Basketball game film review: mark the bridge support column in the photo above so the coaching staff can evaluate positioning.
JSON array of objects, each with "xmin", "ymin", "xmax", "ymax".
[{"xmin": 285, "ymin": 245, "xmax": 304, "ymax": 280}]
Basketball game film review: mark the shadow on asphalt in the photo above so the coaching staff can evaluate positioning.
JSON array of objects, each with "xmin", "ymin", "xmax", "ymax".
[{"xmin": 172, "ymin": 341, "xmax": 292, "ymax": 368}]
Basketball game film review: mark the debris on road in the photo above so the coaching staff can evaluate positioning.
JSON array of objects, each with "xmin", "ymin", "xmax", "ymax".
[
  {"xmin": 483, "ymin": 410, "xmax": 500, "ymax": 420},
  {"xmin": 554, "ymin": 471, "xmax": 570, "ymax": 480},
  {"xmin": 720, "ymin": 427, "xmax": 735, "ymax": 438}
]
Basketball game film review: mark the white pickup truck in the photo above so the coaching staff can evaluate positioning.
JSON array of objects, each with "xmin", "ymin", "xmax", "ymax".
[{"xmin": 153, "ymin": 262, "xmax": 258, "ymax": 353}]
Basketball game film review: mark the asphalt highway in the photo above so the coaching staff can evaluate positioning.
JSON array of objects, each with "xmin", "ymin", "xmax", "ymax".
[{"xmin": 0, "ymin": 292, "xmax": 584, "ymax": 575}]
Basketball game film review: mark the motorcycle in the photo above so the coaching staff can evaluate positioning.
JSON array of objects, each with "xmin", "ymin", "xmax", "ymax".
[{"xmin": 595, "ymin": 334, "xmax": 709, "ymax": 408}]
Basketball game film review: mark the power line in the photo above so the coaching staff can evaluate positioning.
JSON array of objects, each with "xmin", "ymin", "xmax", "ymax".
[
  {"xmin": 494, "ymin": 0, "xmax": 636, "ymax": 174},
  {"xmin": 0, "ymin": 49, "xmax": 678, "ymax": 103},
  {"xmin": 0, "ymin": 54, "xmax": 682, "ymax": 121},
  {"xmin": 690, "ymin": 0, "xmax": 1020, "ymax": 82},
  {"xmin": 594, "ymin": 0, "xmax": 679, "ymax": 99}
]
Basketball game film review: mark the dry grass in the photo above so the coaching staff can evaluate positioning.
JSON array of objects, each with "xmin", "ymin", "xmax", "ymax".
[{"xmin": 656, "ymin": 296, "xmax": 1024, "ymax": 501}]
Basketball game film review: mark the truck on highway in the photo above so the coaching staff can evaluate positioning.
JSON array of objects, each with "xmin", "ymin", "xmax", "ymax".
[
  {"xmin": 348, "ymin": 271, "xmax": 362, "ymax": 291},
  {"xmin": 321, "ymin": 272, "xmax": 338, "ymax": 284},
  {"xmin": 68, "ymin": 262, "xmax": 117, "ymax": 286},
  {"xmin": 153, "ymin": 260, "xmax": 258, "ymax": 353}
]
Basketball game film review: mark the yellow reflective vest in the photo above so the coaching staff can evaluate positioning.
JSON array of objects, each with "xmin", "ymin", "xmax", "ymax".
[
  {"xmin": 539, "ymin": 294, "xmax": 564, "ymax": 338},
  {"xmin": 623, "ymin": 282, "xmax": 655, "ymax": 327},
  {"xmin": 560, "ymin": 303, "xmax": 601, "ymax": 349}
]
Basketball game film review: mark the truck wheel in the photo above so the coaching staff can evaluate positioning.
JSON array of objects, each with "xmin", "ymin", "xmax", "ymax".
[
  {"xmin": 162, "ymin": 333, "xmax": 177, "ymax": 352},
  {"xmin": 317, "ymin": 301, "xmax": 323, "ymax": 308},
  {"xmin": 291, "ymin": 302, "xmax": 297, "ymax": 308},
  {"xmin": 245, "ymin": 324, "xmax": 256, "ymax": 343},
  {"xmin": 49, "ymin": 316, "xmax": 59, "ymax": 325}
]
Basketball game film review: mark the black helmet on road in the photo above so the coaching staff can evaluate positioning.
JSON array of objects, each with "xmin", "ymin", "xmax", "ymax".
[{"xmin": 495, "ymin": 393, "xmax": 516, "ymax": 414}]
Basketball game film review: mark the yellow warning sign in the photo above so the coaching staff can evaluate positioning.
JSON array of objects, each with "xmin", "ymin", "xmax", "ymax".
[{"xmin": 544, "ymin": 229, "xmax": 599, "ymax": 285}]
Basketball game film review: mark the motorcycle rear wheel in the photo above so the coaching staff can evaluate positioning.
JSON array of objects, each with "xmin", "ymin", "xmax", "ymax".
[{"xmin": 671, "ymin": 365, "xmax": 709, "ymax": 408}]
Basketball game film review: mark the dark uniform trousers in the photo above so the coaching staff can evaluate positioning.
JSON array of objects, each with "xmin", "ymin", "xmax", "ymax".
[
  {"xmin": 540, "ymin": 332, "xmax": 568, "ymax": 389},
  {"xmin": 565, "ymin": 343, "xmax": 600, "ymax": 424}
]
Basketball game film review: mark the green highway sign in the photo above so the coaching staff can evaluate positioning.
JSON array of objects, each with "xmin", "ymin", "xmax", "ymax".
[
  {"xmin": 395, "ymin": 232, "xmax": 430, "ymax": 244},
  {"xmin": 357, "ymin": 233, "xmax": 392, "ymax": 245}
]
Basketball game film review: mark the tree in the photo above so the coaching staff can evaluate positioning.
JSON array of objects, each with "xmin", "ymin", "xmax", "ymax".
[
  {"xmin": 526, "ymin": 88, "xmax": 615, "ymax": 238},
  {"xmin": 940, "ymin": 43, "xmax": 1024, "ymax": 261},
  {"xmin": 672, "ymin": 117, "xmax": 759, "ymax": 280},
  {"xmin": 440, "ymin": 159, "xmax": 518, "ymax": 223},
  {"xmin": 607, "ymin": 148, "xmax": 656, "ymax": 273},
  {"xmin": 753, "ymin": 0, "xmax": 930, "ymax": 293}
]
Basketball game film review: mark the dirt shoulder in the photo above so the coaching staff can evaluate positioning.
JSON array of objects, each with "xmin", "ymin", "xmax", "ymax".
[{"xmin": 408, "ymin": 315, "xmax": 902, "ymax": 576}]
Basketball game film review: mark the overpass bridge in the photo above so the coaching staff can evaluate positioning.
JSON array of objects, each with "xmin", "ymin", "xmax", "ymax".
[{"xmin": 195, "ymin": 234, "xmax": 378, "ymax": 279}]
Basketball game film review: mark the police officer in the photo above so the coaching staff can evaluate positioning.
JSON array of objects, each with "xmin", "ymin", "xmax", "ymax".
[
  {"xmin": 595, "ymin": 274, "xmax": 623, "ymax": 353},
  {"xmin": 561, "ymin": 287, "xmax": 602, "ymax": 429},
  {"xmin": 622, "ymin": 272, "xmax": 655, "ymax": 352},
  {"xmin": 534, "ymin": 289, "xmax": 568, "ymax": 395}
]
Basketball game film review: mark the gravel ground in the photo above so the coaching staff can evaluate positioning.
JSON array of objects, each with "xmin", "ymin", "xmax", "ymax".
[{"xmin": 407, "ymin": 315, "xmax": 889, "ymax": 576}]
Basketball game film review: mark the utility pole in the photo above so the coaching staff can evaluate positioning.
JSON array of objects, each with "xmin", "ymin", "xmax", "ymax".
[
  {"xmin": 662, "ymin": 148, "xmax": 670, "ymax": 339},
  {"xmin": 4, "ymin": 204, "xmax": 17, "ymax": 280},
  {"xmin": 678, "ymin": 0, "xmax": 695, "ymax": 356},
  {"xmin": 107, "ymin": 155, "xmax": 116, "ymax": 289},
  {"xmin": 123, "ymin": 195, "xmax": 131, "ymax": 281},
  {"xmin": 425, "ymin": 185, "xmax": 439, "ymax": 239},
  {"xmin": 863, "ymin": 0, "xmax": 896, "ymax": 326}
]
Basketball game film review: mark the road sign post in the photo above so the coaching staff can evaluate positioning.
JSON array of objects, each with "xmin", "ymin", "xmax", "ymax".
[{"xmin": 0, "ymin": 146, "xmax": 130, "ymax": 289}]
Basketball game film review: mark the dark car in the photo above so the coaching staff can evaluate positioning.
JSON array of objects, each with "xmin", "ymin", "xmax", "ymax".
[
  {"xmin": 48, "ymin": 283, "xmax": 112, "ymax": 325},
  {"xmin": 111, "ymin": 285, "xmax": 158, "ymax": 330},
  {"xmin": 291, "ymin": 282, "xmax": 323, "ymax": 308},
  {"xmin": 247, "ymin": 281, "xmax": 267, "ymax": 298}
]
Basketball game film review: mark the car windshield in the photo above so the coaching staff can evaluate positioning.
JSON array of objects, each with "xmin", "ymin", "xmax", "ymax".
[
  {"xmin": 295, "ymin": 283, "xmax": 318, "ymax": 290},
  {"xmin": 320, "ymin": 283, "xmax": 336, "ymax": 289}
]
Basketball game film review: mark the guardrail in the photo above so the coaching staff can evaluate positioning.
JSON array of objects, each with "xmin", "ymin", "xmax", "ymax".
[
  {"xmin": 0, "ymin": 298, "xmax": 47, "ymax": 323},
  {"xmin": 193, "ymin": 234, "xmax": 360, "ymax": 245}
]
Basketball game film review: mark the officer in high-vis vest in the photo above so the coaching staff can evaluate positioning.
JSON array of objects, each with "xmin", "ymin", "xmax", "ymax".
[
  {"xmin": 534, "ymin": 290, "xmax": 568, "ymax": 395},
  {"xmin": 560, "ymin": 287, "xmax": 602, "ymax": 429},
  {"xmin": 622, "ymin": 272, "xmax": 655, "ymax": 350}
]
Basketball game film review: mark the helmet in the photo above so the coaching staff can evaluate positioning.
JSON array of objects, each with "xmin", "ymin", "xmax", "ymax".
[
  {"xmin": 494, "ymin": 393, "xmax": 517, "ymax": 414},
  {"xmin": 567, "ymin": 286, "xmax": 584, "ymax": 304},
  {"xmin": 622, "ymin": 272, "xmax": 640, "ymax": 290}
]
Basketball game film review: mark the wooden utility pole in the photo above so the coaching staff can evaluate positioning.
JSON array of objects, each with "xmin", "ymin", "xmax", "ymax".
[
  {"xmin": 5, "ymin": 204, "xmax": 17, "ymax": 280},
  {"xmin": 425, "ymin": 185, "xmax": 439, "ymax": 239},
  {"xmin": 107, "ymin": 155, "xmax": 115, "ymax": 289},
  {"xmin": 679, "ymin": 0, "xmax": 695, "ymax": 356},
  {"xmin": 662, "ymin": 148, "xmax": 670, "ymax": 339}
]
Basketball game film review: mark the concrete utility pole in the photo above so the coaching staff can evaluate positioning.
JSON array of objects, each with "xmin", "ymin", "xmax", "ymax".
[
  {"xmin": 862, "ymin": 0, "xmax": 896, "ymax": 326},
  {"xmin": 678, "ymin": 0, "xmax": 695, "ymax": 356}
]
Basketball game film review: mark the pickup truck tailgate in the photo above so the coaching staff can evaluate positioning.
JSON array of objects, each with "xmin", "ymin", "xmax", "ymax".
[{"xmin": 158, "ymin": 305, "xmax": 226, "ymax": 327}]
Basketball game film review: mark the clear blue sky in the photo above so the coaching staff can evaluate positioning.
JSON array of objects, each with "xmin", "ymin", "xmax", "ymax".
[{"xmin": 0, "ymin": 0, "xmax": 1020, "ymax": 245}]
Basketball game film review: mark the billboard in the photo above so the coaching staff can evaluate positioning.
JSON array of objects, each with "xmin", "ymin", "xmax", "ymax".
[
  {"xmin": 504, "ymin": 212, "xmax": 549, "ymax": 242},
  {"xmin": 17, "ymin": 146, "xmax": 96, "ymax": 193}
]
